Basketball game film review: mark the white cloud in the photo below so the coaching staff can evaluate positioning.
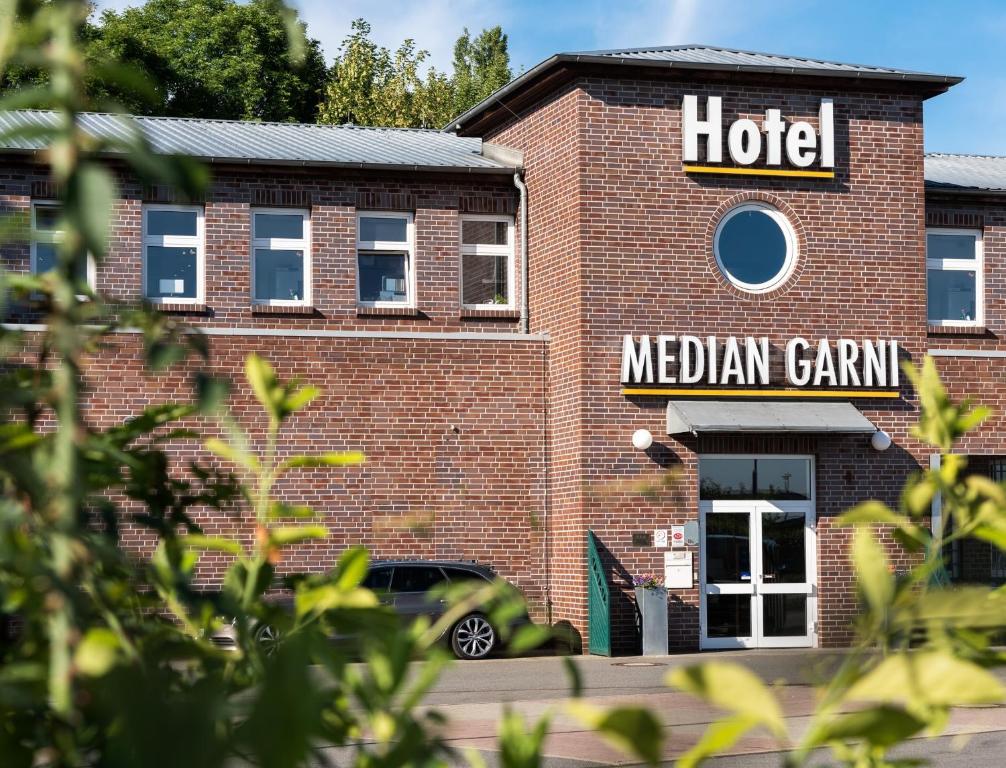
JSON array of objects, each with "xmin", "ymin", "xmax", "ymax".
[{"xmin": 584, "ymin": 0, "xmax": 748, "ymax": 52}]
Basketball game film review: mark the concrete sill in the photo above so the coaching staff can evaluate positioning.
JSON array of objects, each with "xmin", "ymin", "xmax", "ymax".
[
  {"xmin": 460, "ymin": 308, "xmax": 520, "ymax": 320},
  {"xmin": 927, "ymin": 324, "xmax": 988, "ymax": 337},
  {"xmin": 251, "ymin": 304, "xmax": 316, "ymax": 316},
  {"xmin": 154, "ymin": 303, "xmax": 208, "ymax": 314},
  {"xmin": 356, "ymin": 305, "xmax": 421, "ymax": 318}
]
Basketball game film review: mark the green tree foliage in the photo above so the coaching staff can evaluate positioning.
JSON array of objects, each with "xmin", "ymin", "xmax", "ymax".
[
  {"xmin": 449, "ymin": 26, "xmax": 512, "ymax": 123},
  {"xmin": 93, "ymin": 0, "xmax": 328, "ymax": 121},
  {"xmin": 1, "ymin": 0, "xmax": 328, "ymax": 122},
  {"xmin": 318, "ymin": 19, "xmax": 513, "ymax": 129}
]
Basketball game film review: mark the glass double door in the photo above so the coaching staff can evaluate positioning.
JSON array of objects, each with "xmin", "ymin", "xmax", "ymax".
[{"xmin": 698, "ymin": 457, "xmax": 816, "ymax": 649}]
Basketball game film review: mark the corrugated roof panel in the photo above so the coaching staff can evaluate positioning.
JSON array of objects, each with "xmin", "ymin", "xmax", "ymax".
[
  {"xmin": 576, "ymin": 44, "xmax": 942, "ymax": 77},
  {"xmin": 925, "ymin": 153, "xmax": 1006, "ymax": 192},
  {"xmin": 0, "ymin": 110, "xmax": 512, "ymax": 171}
]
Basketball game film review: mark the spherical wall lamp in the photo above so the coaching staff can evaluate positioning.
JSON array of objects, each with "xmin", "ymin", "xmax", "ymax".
[
  {"xmin": 870, "ymin": 430, "xmax": 892, "ymax": 452},
  {"xmin": 632, "ymin": 428, "xmax": 654, "ymax": 451}
]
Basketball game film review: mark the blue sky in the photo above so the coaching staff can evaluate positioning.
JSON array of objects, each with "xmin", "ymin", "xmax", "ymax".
[{"xmin": 95, "ymin": 0, "xmax": 1006, "ymax": 154}]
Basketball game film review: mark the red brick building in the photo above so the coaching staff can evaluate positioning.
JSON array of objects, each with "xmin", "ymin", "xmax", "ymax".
[{"xmin": 3, "ymin": 46, "xmax": 1005, "ymax": 653}]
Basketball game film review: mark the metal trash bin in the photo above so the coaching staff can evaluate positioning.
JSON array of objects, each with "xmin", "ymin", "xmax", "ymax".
[{"xmin": 635, "ymin": 586, "xmax": 669, "ymax": 656}]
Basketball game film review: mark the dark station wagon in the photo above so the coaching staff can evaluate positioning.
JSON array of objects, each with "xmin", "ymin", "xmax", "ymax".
[{"xmin": 213, "ymin": 559, "xmax": 529, "ymax": 660}]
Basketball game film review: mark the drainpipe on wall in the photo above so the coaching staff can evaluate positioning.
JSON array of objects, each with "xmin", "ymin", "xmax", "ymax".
[{"xmin": 513, "ymin": 170, "xmax": 529, "ymax": 334}]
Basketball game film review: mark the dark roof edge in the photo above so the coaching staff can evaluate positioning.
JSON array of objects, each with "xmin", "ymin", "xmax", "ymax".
[
  {"xmin": 445, "ymin": 52, "xmax": 964, "ymax": 133},
  {"xmin": 0, "ymin": 146, "xmax": 517, "ymax": 175},
  {"xmin": 925, "ymin": 184, "xmax": 1006, "ymax": 198}
]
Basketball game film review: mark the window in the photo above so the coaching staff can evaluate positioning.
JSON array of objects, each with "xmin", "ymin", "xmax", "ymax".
[
  {"xmin": 30, "ymin": 202, "xmax": 94, "ymax": 290},
  {"xmin": 362, "ymin": 567, "xmax": 392, "ymax": 591},
  {"xmin": 142, "ymin": 205, "xmax": 204, "ymax": 303},
  {"xmin": 927, "ymin": 229, "xmax": 982, "ymax": 326},
  {"xmin": 252, "ymin": 208, "xmax": 310, "ymax": 305},
  {"xmin": 443, "ymin": 567, "xmax": 491, "ymax": 584},
  {"xmin": 357, "ymin": 212, "xmax": 413, "ymax": 306},
  {"xmin": 460, "ymin": 215, "xmax": 514, "ymax": 307},
  {"xmin": 713, "ymin": 203, "xmax": 797, "ymax": 293},
  {"xmin": 699, "ymin": 457, "xmax": 811, "ymax": 500},
  {"xmin": 389, "ymin": 566, "xmax": 447, "ymax": 593}
]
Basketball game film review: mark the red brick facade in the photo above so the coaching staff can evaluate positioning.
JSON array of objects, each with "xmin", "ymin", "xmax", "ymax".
[
  {"xmin": 3, "ymin": 61, "xmax": 1004, "ymax": 654},
  {"xmin": 483, "ymin": 71, "xmax": 1003, "ymax": 652}
]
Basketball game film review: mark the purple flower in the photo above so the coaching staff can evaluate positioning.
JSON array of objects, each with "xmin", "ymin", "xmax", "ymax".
[{"xmin": 633, "ymin": 573, "xmax": 663, "ymax": 590}]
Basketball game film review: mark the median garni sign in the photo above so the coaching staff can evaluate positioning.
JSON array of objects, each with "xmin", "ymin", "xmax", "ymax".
[{"xmin": 620, "ymin": 335, "xmax": 900, "ymax": 395}]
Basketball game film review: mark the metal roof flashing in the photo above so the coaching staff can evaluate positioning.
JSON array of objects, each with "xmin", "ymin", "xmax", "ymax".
[
  {"xmin": 0, "ymin": 111, "xmax": 519, "ymax": 173},
  {"xmin": 446, "ymin": 44, "xmax": 963, "ymax": 134}
]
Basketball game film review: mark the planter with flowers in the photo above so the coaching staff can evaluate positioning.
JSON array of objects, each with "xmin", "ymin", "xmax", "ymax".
[{"xmin": 633, "ymin": 573, "xmax": 668, "ymax": 656}]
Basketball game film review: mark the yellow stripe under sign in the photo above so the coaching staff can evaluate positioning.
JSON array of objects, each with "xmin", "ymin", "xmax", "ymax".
[
  {"xmin": 683, "ymin": 164, "xmax": 835, "ymax": 179},
  {"xmin": 621, "ymin": 387, "xmax": 899, "ymax": 399}
]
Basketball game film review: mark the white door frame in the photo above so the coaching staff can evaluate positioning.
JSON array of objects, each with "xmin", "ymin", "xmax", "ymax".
[{"xmin": 698, "ymin": 454, "xmax": 818, "ymax": 650}]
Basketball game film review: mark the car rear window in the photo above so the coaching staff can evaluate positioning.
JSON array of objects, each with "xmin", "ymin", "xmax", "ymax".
[
  {"xmin": 443, "ymin": 567, "xmax": 491, "ymax": 584},
  {"xmin": 389, "ymin": 566, "xmax": 447, "ymax": 593},
  {"xmin": 362, "ymin": 567, "xmax": 392, "ymax": 591}
]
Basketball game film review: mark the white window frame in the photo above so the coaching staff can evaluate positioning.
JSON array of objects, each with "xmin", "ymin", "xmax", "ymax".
[
  {"xmin": 250, "ymin": 207, "xmax": 311, "ymax": 307},
  {"xmin": 713, "ymin": 203, "xmax": 798, "ymax": 294},
  {"xmin": 926, "ymin": 227, "xmax": 983, "ymax": 327},
  {"xmin": 459, "ymin": 214, "xmax": 515, "ymax": 310},
  {"xmin": 30, "ymin": 201, "xmax": 96, "ymax": 292},
  {"xmin": 356, "ymin": 211, "xmax": 415, "ymax": 308},
  {"xmin": 142, "ymin": 203, "xmax": 205, "ymax": 305}
]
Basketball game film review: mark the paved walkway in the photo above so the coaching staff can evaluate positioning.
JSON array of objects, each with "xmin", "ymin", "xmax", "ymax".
[{"xmin": 407, "ymin": 651, "xmax": 1006, "ymax": 766}]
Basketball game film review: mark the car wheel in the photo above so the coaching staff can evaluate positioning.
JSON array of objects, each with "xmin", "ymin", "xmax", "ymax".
[
  {"xmin": 451, "ymin": 613, "xmax": 496, "ymax": 660},
  {"xmin": 254, "ymin": 623, "xmax": 281, "ymax": 656}
]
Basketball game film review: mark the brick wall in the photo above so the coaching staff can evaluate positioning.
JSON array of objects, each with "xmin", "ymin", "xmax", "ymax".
[
  {"xmin": 490, "ymin": 83, "xmax": 588, "ymax": 638},
  {"xmin": 489, "ymin": 72, "xmax": 944, "ymax": 651},
  {"xmin": 3, "ymin": 161, "xmax": 553, "ymax": 621},
  {"xmin": 19, "ymin": 329, "xmax": 552, "ymax": 617}
]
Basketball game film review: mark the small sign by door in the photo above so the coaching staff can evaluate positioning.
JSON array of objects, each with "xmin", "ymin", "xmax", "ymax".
[
  {"xmin": 654, "ymin": 529, "xmax": 668, "ymax": 548},
  {"xmin": 670, "ymin": 525, "xmax": 685, "ymax": 549}
]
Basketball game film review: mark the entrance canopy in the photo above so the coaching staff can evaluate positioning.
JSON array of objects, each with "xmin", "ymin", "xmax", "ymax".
[{"xmin": 666, "ymin": 400, "xmax": 877, "ymax": 435}]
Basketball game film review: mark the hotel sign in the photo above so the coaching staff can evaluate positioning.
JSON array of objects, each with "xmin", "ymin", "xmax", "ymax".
[
  {"xmin": 620, "ymin": 335, "xmax": 899, "ymax": 398},
  {"xmin": 683, "ymin": 95, "xmax": 835, "ymax": 179}
]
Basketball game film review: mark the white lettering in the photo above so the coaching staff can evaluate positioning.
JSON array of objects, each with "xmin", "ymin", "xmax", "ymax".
[
  {"xmin": 786, "ymin": 122, "xmax": 817, "ymax": 167},
  {"xmin": 837, "ymin": 338, "xmax": 861, "ymax": 387},
  {"xmin": 621, "ymin": 334, "xmax": 653, "ymax": 384},
  {"xmin": 728, "ymin": 119, "xmax": 762, "ymax": 165},
  {"xmin": 763, "ymin": 109, "xmax": 786, "ymax": 165},
  {"xmin": 813, "ymin": 338, "xmax": 837, "ymax": 386},
  {"xmin": 707, "ymin": 336, "xmax": 718, "ymax": 385},
  {"xmin": 721, "ymin": 337, "xmax": 745, "ymax": 384},
  {"xmin": 745, "ymin": 337, "xmax": 770, "ymax": 385},
  {"xmin": 889, "ymin": 340, "xmax": 900, "ymax": 387},
  {"xmin": 683, "ymin": 95, "xmax": 722, "ymax": 164},
  {"xmin": 680, "ymin": 335, "xmax": 704, "ymax": 384},
  {"xmin": 657, "ymin": 335, "xmax": 677, "ymax": 384},
  {"xmin": 786, "ymin": 338, "xmax": 812, "ymax": 386},
  {"xmin": 863, "ymin": 340, "xmax": 886, "ymax": 387},
  {"xmin": 819, "ymin": 98, "xmax": 834, "ymax": 168}
]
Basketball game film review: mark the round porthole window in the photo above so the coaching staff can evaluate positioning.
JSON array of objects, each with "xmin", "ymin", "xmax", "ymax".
[{"xmin": 713, "ymin": 203, "xmax": 797, "ymax": 293}]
